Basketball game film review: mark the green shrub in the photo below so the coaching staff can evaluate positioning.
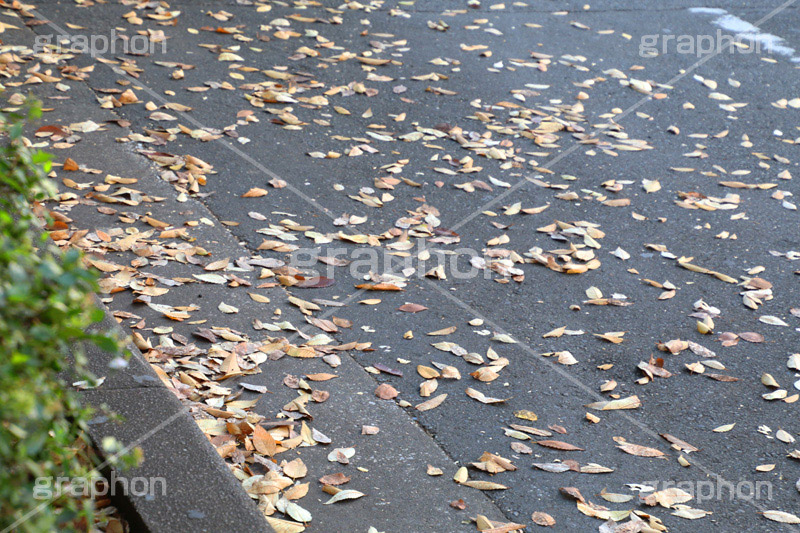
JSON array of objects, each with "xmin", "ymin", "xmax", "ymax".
[{"xmin": 0, "ymin": 99, "xmax": 124, "ymax": 531}]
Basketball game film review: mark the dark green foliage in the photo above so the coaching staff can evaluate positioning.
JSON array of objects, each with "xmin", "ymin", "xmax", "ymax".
[{"xmin": 0, "ymin": 99, "xmax": 123, "ymax": 531}]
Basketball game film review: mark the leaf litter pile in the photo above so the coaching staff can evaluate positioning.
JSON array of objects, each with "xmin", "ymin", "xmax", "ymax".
[{"xmin": 5, "ymin": 0, "xmax": 800, "ymax": 530}]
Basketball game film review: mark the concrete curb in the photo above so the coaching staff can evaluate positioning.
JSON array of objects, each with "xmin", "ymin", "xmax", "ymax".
[{"xmin": 76, "ymin": 301, "xmax": 268, "ymax": 533}]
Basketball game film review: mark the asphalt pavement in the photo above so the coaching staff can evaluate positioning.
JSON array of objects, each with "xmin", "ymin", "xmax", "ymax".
[{"xmin": 6, "ymin": 0, "xmax": 800, "ymax": 531}]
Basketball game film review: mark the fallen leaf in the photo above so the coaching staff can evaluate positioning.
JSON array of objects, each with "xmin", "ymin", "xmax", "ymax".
[
  {"xmin": 375, "ymin": 383, "xmax": 398, "ymax": 400},
  {"xmin": 465, "ymin": 388, "xmax": 509, "ymax": 404},
  {"xmin": 319, "ymin": 473, "xmax": 350, "ymax": 486},
  {"xmin": 642, "ymin": 487, "xmax": 692, "ymax": 507},
  {"xmin": 586, "ymin": 396, "xmax": 641, "ymax": 411},
  {"xmin": 461, "ymin": 480, "xmax": 507, "ymax": 490},
  {"xmin": 323, "ymin": 489, "xmax": 365, "ymax": 504},
  {"xmin": 531, "ymin": 512, "xmax": 556, "ymax": 527},
  {"xmin": 536, "ymin": 440, "xmax": 584, "ymax": 451},
  {"xmin": 398, "ymin": 303, "xmax": 428, "ymax": 313},
  {"xmin": 416, "ymin": 393, "xmax": 447, "ymax": 411},
  {"xmin": 242, "ymin": 187, "xmax": 269, "ymax": 197},
  {"xmin": 617, "ymin": 443, "xmax": 665, "ymax": 458},
  {"xmin": 763, "ymin": 510, "xmax": 800, "ymax": 524}
]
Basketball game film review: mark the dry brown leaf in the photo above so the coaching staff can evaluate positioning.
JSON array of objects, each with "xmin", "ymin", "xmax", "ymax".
[
  {"xmin": 595, "ymin": 331, "xmax": 625, "ymax": 344},
  {"xmin": 465, "ymin": 388, "xmax": 509, "ymax": 404},
  {"xmin": 319, "ymin": 473, "xmax": 350, "ymax": 486},
  {"xmin": 586, "ymin": 396, "xmax": 641, "ymax": 411},
  {"xmin": 536, "ymin": 440, "xmax": 584, "ymax": 451},
  {"xmin": 252, "ymin": 425, "xmax": 278, "ymax": 456},
  {"xmin": 739, "ymin": 331, "xmax": 764, "ymax": 343},
  {"xmin": 617, "ymin": 442, "xmax": 665, "ymax": 458},
  {"xmin": 642, "ymin": 487, "xmax": 692, "ymax": 507},
  {"xmin": 416, "ymin": 393, "xmax": 447, "ymax": 411},
  {"xmin": 375, "ymin": 383, "xmax": 398, "ymax": 400},
  {"xmin": 461, "ymin": 480, "xmax": 508, "ymax": 490},
  {"xmin": 427, "ymin": 326, "xmax": 457, "ymax": 336},
  {"xmin": 417, "ymin": 365, "xmax": 441, "ymax": 379},
  {"xmin": 531, "ymin": 512, "xmax": 556, "ymax": 527},
  {"xmin": 763, "ymin": 510, "xmax": 800, "ymax": 524},
  {"xmin": 660, "ymin": 434, "xmax": 700, "ymax": 453},
  {"xmin": 264, "ymin": 517, "xmax": 305, "ymax": 533},
  {"xmin": 559, "ymin": 486, "xmax": 585, "ymax": 503},
  {"xmin": 282, "ymin": 458, "xmax": 307, "ymax": 479},
  {"xmin": 242, "ymin": 187, "xmax": 269, "ymax": 197},
  {"xmin": 398, "ymin": 303, "xmax": 428, "ymax": 313},
  {"xmin": 305, "ymin": 373, "xmax": 338, "ymax": 382}
]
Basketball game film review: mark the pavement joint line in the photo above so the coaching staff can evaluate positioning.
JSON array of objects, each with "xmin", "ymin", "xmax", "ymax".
[
  {"xmin": 267, "ymin": 263, "xmax": 518, "ymax": 520},
  {"xmin": 448, "ymin": 0, "xmax": 800, "ymax": 233},
  {"xmin": 264, "ymin": 284, "xmax": 515, "ymax": 522},
  {"xmin": 0, "ymin": 405, "xmax": 191, "ymax": 533},
  {"xmin": 282, "ymin": 280, "xmax": 519, "ymax": 521},
  {"xmin": 415, "ymin": 276, "xmax": 800, "ymax": 529},
  {"xmin": 24, "ymin": 6, "xmax": 344, "ymax": 227}
]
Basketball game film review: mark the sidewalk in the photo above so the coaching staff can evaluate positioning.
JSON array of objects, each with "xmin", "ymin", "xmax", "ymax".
[
  {"xmin": 8, "ymin": 14, "xmax": 510, "ymax": 533},
  {"xmin": 9, "ymin": 0, "xmax": 800, "ymax": 531}
]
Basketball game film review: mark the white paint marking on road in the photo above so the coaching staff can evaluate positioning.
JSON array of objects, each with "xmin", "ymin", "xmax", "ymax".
[
  {"xmin": 690, "ymin": 6, "xmax": 800, "ymax": 61},
  {"xmin": 689, "ymin": 7, "xmax": 727, "ymax": 15}
]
